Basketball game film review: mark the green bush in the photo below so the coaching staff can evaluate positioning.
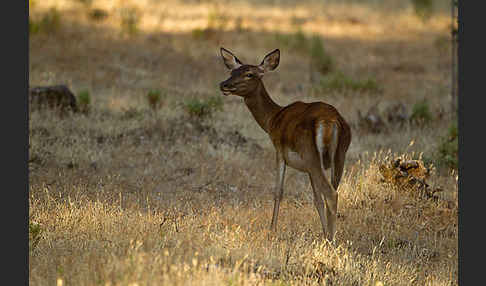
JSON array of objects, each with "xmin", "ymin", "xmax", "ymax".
[
  {"xmin": 147, "ymin": 89, "xmax": 164, "ymax": 111},
  {"xmin": 410, "ymin": 99, "xmax": 432, "ymax": 124},
  {"xmin": 77, "ymin": 89, "xmax": 91, "ymax": 113},
  {"xmin": 319, "ymin": 72, "xmax": 380, "ymax": 93},
  {"xmin": 184, "ymin": 96, "xmax": 223, "ymax": 119}
]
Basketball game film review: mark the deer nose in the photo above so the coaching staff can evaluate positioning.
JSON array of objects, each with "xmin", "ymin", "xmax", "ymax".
[{"xmin": 220, "ymin": 81, "xmax": 230, "ymax": 90}]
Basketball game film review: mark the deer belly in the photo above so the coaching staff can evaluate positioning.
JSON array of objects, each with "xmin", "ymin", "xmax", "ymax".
[{"xmin": 284, "ymin": 149, "xmax": 308, "ymax": 172}]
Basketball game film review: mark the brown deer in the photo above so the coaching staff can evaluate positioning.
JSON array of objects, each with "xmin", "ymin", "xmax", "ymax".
[{"xmin": 219, "ymin": 48, "xmax": 351, "ymax": 241}]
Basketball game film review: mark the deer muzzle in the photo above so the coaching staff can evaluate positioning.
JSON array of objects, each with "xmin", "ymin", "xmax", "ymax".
[{"xmin": 219, "ymin": 80, "xmax": 236, "ymax": 96}]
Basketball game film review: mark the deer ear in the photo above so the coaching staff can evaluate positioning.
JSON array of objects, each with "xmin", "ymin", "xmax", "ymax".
[
  {"xmin": 259, "ymin": 49, "xmax": 280, "ymax": 73},
  {"xmin": 220, "ymin": 47, "xmax": 243, "ymax": 70}
]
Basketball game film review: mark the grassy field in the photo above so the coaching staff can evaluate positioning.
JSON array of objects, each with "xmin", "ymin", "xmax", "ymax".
[{"xmin": 29, "ymin": 0, "xmax": 458, "ymax": 285}]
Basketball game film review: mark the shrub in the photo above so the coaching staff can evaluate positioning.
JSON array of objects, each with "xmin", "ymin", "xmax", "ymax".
[
  {"xmin": 184, "ymin": 96, "xmax": 223, "ymax": 119},
  {"xmin": 410, "ymin": 99, "xmax": 432, "ymax": 124},
  {"xmin": 146, "ymin": 89, "xmax": 164, "ymax": 111},
  {"xmin": 77, "ymin": 89, "xmax": 91, "ymax": 113}
]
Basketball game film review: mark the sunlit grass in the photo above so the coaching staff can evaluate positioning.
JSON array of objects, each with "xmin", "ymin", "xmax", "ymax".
[{"xmin": 29, "ymin": 0, "xmax": 457, "ymax": 284}]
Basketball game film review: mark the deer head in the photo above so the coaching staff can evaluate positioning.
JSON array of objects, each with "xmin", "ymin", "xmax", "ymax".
[{"xmin": 219, "ymin": 47, "xmax": 280, "ymax": 97}]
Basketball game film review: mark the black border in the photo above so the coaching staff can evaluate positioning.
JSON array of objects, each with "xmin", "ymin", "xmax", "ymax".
[{"xmin": 7, "ymin": 0, "xmax": 29, "ymax": 284}]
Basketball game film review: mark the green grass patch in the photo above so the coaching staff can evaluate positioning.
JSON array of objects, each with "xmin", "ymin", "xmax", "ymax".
[
  {"xmin": 184, "ymin": 96, "xmax": 223, "ymax": 119},
  {"xmin": 77, "ymin": 89, "xmax": 91, "ymax": 113},
  {"xmin": 319, "ymin": 72, "xmax": 380, "ymax": 93},
  {"xmin": 410, "ymin": 98, "xmax": 432, "ymax": 124}
]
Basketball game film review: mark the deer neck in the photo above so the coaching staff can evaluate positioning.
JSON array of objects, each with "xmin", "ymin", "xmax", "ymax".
[{"xmin": 243, "ymin": 82, "xmax": 282, "ymax": 134}]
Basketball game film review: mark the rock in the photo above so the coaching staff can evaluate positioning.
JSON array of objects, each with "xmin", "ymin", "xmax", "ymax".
[{"xmin": 29, "ymin": 85, "xmax": 78, "ymax": 113}]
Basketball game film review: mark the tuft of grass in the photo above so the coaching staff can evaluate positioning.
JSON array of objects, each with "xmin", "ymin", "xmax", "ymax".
[
  {"xmin": 146, "ymin": 89, "xmax": 164, "ymax": 111},
  {"xmin": 410, "ymin": 99, "xmax": 432, "ymax": 124},
  {"xmin": 77, "ymin": 89, "xmax": 91, "ymax": 113},
  {"xmin": 29, "ymin": 221, "xmax": 42, "ymax": 251},
  {"xmin": 319, "ymin": 72, "xmax": 380, "ymax": 94},
  {"xmin": 184, "ymin": 96, "xmax": 223, "ymax": 119}
]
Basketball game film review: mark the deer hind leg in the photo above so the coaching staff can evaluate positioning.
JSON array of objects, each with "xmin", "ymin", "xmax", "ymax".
[
  {"xmin": 309, "ymin": 172, "xmax": 330, "ymax": 236},
  {"xmin": 313, "ymin": 122, "xmax": 339, "ymax": 240},
  {"xmin": 332, "ymin": 148, "xmax": 346, "ymax": 191}
]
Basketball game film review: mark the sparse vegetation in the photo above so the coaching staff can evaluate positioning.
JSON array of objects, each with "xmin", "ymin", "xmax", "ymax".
[{"xmin": 29, "ymin": 0, "xmax": 457, "ymax": 285}]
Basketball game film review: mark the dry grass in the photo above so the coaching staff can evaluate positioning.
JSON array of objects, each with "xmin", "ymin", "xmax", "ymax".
[{"xmin": 29, "ymin": 0, "xmax": 457, "ymax": 285}]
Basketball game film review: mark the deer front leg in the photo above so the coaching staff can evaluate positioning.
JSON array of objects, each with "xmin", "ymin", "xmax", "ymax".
[{"xmin": 270, "ymin": 152, "xmax": 286, "ymax": 231}]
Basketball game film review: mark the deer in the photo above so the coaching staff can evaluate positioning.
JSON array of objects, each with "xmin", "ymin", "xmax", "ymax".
[{"xmin": 219, "ymin": 48, "xmax": 351, "ymax": 241}]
